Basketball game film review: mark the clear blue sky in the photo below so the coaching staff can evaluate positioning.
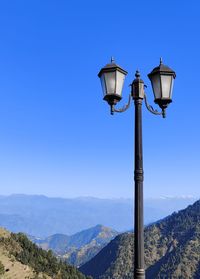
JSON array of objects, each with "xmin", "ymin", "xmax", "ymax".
[{"xmin": 0, "ymin": 0, "xmax": 199, "ymax": 199}]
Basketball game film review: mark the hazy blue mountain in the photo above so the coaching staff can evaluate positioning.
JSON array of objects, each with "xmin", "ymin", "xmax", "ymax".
[
  {"xmin": 29, "ymin": 233, "xmax": 70, "ymax": 252},
  {"xmin": 0, "ymin": 194, "xmax": 197, "ymax": 237},
  {"xmin": 80, "ymin": 199, "xmax": 200, "ymax": 279},
  {"xmin": 30, "ymin": 224, "xmax": 118, "ymax": 267}
]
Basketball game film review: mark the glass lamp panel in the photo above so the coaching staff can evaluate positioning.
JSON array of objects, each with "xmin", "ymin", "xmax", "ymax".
[
  {"xmin": 100, "ymin": 74, "xmax": 107, "ymax": 97},
  {"xmin": 169, "ymin": 78, "xmax": 174, "ymax": 98},
  {"xmin": 161, "ymin": 75, "xmax": 172, "ymax": 98},
  {"xmin": 151, "ymin": 74, "xmax": 161, "ymax": 100},
  {"xmin": 116, "ymin": 70, "xmax": 126, "ymax": 97},
  {"xmin": 104, "ymin": 71, "xmax": 116, "ymax": 95}
]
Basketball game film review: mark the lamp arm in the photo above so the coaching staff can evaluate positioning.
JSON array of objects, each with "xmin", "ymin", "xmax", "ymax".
[
  {"xmin": 111, "ymin": 94, "xmax": 132, "ymax": 114},
  {"xmin": 144, "ymin": 93, "xmax": 165, "ymax": 118}
]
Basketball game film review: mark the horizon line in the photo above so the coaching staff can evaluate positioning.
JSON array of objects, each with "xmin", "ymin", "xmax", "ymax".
[{"xmin": 0, "ymin": 193, "xmax": 198, "ymax": 201}]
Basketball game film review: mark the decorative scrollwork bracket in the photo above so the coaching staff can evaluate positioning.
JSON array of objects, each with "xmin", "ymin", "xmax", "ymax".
[
  {"xmin": 144, "ymin": 94, "xmax": 166, "ymax": 118},
  {"xmin": 111, "ymin": 94, "xmax": 132, "ymax": 115}
]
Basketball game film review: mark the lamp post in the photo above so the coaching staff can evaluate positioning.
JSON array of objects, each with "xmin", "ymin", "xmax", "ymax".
[{"xmin": 98, "ymin": 58, "xmax": 176, "ymax": 279}]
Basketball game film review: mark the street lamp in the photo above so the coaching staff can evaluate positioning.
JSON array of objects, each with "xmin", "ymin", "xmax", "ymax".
[
  {"xmin": 98, "ymin": 58, "xmax": 176, "ymax": 279},
  {"xmin": 148, "ymin": 58, "xmax": 176, "ymax": 114},
  {"xmin": 98, "ymin": 57, "xmax": 128, "ymax": 113}
]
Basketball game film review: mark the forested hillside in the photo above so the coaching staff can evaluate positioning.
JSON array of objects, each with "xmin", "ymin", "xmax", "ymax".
[
  {"xmin": 80, "ymin": 199, "xmax": 200, "ymax": 279},
  {"xmin": 0, "ymin": 227, "xmax": 91, "ymax": 279}
]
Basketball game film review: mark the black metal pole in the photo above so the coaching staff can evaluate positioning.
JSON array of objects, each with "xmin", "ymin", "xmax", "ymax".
[
  {"xmin": 134, "ymin": 98, "xmax": 145, "ymax": 279},
  {"xmin": 131, "ymin": 71, "xmax": 145, "ymax": 279}
]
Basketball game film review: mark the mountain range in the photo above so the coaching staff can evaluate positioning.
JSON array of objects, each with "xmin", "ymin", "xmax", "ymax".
[
  {"xmin": 80, "ymin": 199, "xmax": 200, "ymax": 279},
  {"xmin": 29, "ymin": 224, "xmax": 118, "ymax": 267},
  {"xmin": 0, "ymin": 194, "xmax": 197, "ymax": 237}
]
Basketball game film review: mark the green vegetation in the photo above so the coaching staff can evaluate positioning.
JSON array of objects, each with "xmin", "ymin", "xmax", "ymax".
[
  {"xmin": 0, "ymin": 232, "xmax": 91, "ymax": 279},
  {"xmin": 0, "ymin": 260, "xmax": 5, "ymax": 275},
  {"xmin": 80, "ymin": 199, "xmax": 200, "ymax": 279}
]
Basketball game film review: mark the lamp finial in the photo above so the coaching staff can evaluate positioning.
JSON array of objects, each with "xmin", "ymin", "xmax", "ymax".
[
  {"xmin": 135, "ymin": 69, "xmax": 140, "ymax": 79},
  {"xmin": 111, "ymin": 57, "xmax": 115, "ymax": 64}
]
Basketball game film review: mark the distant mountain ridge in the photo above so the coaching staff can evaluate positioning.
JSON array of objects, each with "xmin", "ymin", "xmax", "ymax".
[
  {"xmin": 0, "ymin": 194, "xmax": 197, "ymax": 237},
  {"xmin": 30, "ymin": 224, "xmax": 118, "ymax": 267},
  {"xmin": 80, "ymin": 199, "xmax": 200, "ymax": 279}
]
